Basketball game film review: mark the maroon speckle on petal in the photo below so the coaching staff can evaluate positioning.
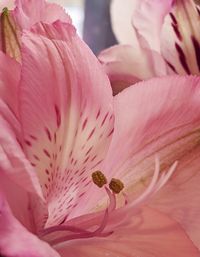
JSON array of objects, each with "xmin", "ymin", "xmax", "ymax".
[
  {"xmin": 45, "ymin": 169, "xmax": 50, "ymax": 175},
  {"xmin": 175, "ymin": 43, "xmax": 191, "ymax": 74},
  {"xmin": 29, "ymin": 135, "xmax": 37, "ymax": 140},
  {"xmin": 191, "ymin": 36, "xmax": 200, "ymax": 71},
  {"xmin": 96, "ymin": 109, "xmax": 101, "ymax": 119},
  {"xmin": 101, "ymin": 112, "xmax": 109, "ymax": 127},
  {"xmin": 43, "ymin": 149, "xmax": 51, "ymax": 158},
  {"xmin": 107, "ymin": 128, "xmax": 114, "ymax": 137},
  {"xmin": 33, "ymin": 154, "xmax": 40, "ymax": 161},
  {"xmin": 165, "ymin": 59, "xmax": 177, "ymax": 73},
  {"xmin": 85, "ymin": 146, "xmax": 93, "ymax": 156},
  {"xmin": 82, "ymin": 118, "xmax": 88, "ymax": 131},
  {"xmin": 55, "ymin": 105, "xmax": 61, "ymax": 128},
  {"xmin": 87, "ymin": 128, "xmax": 96, "ymax": 141},
  {"xmin": 45, "ymin": 127, "xmax": 52, "ymax": 142},
  {"xmin": 83, "ymin": 156, "xmax": 90, "ymax": 164},
  {"xmin": 171, "ymin": 23, "xmax": 182, "ymax": 41},
  {"xmin": 25, "ymin": 140, "xmax": 32, "ymax": 147}
]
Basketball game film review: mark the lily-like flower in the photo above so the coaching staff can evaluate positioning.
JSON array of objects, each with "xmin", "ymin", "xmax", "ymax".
[
  {"xmin": 99, "ymin": 0, "xmax": 200, "ymax": 94},
  {"xmin": 1, "ymin": 3, "xmax": 200, "ymax": 257}
]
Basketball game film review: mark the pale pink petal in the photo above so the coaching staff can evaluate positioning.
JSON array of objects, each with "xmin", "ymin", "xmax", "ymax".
[
  {"xmin": 150, "ymin": 148, "xmax": 200, "ymax": 249},
  {"xmin": 110, "ymin": 0, "xmax": 140, "ymax": 44},
  {"xmin": 103, "ymin": 75, "xmax": 200, "ymax": 182},
  {"xmin": 0, "ymin": 51, "xmax": 20, "ymax": 117},
  {"xmin": 99, "ymin": 44, "xmax": 167, "ymax": 94},
  {"xmin": 19, "ymin": 21, "xmax": 114, "ymax": 226},
  {"xmin": 161, "ymin": 0, "xmax": 200, "ymax": 75},
  {"xmin": 132, "ymin": 0, "xmax": 173, "ymax": 52},
  {"xmin": 13, "ymin": 0, "xmax": 71, "ymax": 30},
  {"xmin": 99, "ymin": 76, "xmax": 200, "ymax": 244},
  {"xmin": 57, "ymin": 207, "xmax": 200, "ymax": 257},
  {"xmin": 0, "ymin": 191, "xmax": 60, "ymax": 257},
  {"xmin": 0, "ymin": 0, "xmax": 15, "ymax": 10},
  {"xmin": 99, "ymin": 45, "xmax": 152, "ymax": 94}
]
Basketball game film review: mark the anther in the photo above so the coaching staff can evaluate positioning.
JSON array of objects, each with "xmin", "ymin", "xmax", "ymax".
[
  {"xmin": 109, "ymin": 178, "xmax": 124, "ymax": 194},
  {"xmin": 92, "ymin": 171, "xmax": 107, "ymax": 188}
]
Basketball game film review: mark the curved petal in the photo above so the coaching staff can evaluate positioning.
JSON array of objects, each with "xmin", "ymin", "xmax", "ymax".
[
  {"xmin": 110, "ymin": 0, "xmax": 139, "ymax": 44},
  {"xmin": 100, "ymin": 76, "xmax": 200, "ymax": 244},
  {"xmin": 0, "ymin": 51, "xmax": 20, "ymax": 117},
  {"xmin": 57, "ymin": 207, "xmax": 200, "ymax": 257},
  {"xmin": 132, "ymin": 0, "xmax": 173, "ymax": 52},
  {"xmin": 0, "ymin": 191, "xmax": 60, "ymax": 257},
  {"xmin": 0, "ymin": 113, "xmax": 43, "ymax": 198},
  {"xmin": 13, "ymin": 0, "xmax": 71, "ymax": 30},
  {"xmin": 99, "ymin": 45, "xmax": 152, "ymax": 94},
  {"xmin": 161, "ymin": 0, "xmax": 200, "ymax": 75},
  {"xmin": 20, "ymin": 21, "xmax": 114, "ymax": 226},
  {"xmin": 99, "ymin": 44, "xmax": 167, "ymax": 94}
]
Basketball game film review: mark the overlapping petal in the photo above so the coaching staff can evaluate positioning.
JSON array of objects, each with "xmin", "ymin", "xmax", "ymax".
[
  {"xmin": 13, "ymin": 0, "xmax": 71, "ymax": 30},
  {"xmin": 0, "ymin": 191, "xmax": 60, "ymax": 257},
  {"xmin": 100, "ymin": 76, "xmax": 200, "ymax": 246},
  {"xmin": 57, "ymin": 207, "xmax": 200, "ymax": 257},
  {"xmin": 19, "ymin": 21, "xmax": 114, "ymax": 226},
  {"xmin": 161, "ymin": 0, "xmax": 200, "ymax": 75}
]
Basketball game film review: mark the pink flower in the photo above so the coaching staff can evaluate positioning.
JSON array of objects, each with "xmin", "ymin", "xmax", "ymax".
[
  {"xmin": 99, "ymin": 0, "xmax": 200, "ymax": 94},
  {"xmin": 1, "ymin": 4, "xmax": 200, "ymax": 257}
]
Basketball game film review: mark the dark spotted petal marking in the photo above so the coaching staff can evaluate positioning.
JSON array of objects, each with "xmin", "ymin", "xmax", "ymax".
[
  {"xmin": 161, "ymin": 0, "xmax": 200, "ymax": 75},
  {"xmin": 20, "ymin": 22, "xmax": 114, "ymax": 227}
]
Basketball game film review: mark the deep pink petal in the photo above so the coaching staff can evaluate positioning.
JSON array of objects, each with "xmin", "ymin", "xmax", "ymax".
[
  {"xmin": 19, "ymin": 21, "xmax": 114, "ymax": 226},
  {"xmin": 13, "ymin": 0, "xmax": 71, "ymax": 30},
  {"xmin": 0, "ymin": 191, "xmax": 60, "ymax": 257},
  {"xmin": 57, "ymin": 207, "xmax": 200, "ymax": 257}
]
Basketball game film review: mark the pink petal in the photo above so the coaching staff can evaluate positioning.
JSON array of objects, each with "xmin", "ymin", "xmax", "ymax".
[
  {"xmin": 99, "ymin": 44, "xmax": 166, "ymax": 94},
  {"xmin": 99, "ymin": 45, "xmax": 151, "ymax": 94},
  {"xmin": 0, "ymin": 191, "xmax": 60, "ymax": 257},
  {"xmin": 13, "ymin": 0, "xmax": 71, "ymax": 30},
  {"xmin": 110, "ymin": 0, "xmax": 140, "ymax": 44},
  {"xmin": 100, "ymin": 76, "xmax": 200, "ymax": 246},
  {"xmin": 0, "ymin": 111, "xmax": 43, "ymax": 198},
  {"xmin": 0, "ymin": 0, "xmax": 15, "ymax": 10},
  {"xmin": 132, "ymin": 0, "xmax": 173, "ymax": 52},
  {"xmin": 103, "ymin": 75, "xmax": 200, "ymax": 182},
  {"xmin": 161, "ymin": 0, "xmax": 200, "ymax": 75},
  {"xmin": 150, "ymin": 147, "xmax": 200, "ymax": 249},
  {"xmin": 19, "ymin": 21, "xmax": 114, "ymax": 226},
  {"xmin": 0, "ymin": 51, "xmax": 20, "ymax": 117},
  {"xmin": 57, "ymin": 207, "xmax": 200, "ymax": 257}
]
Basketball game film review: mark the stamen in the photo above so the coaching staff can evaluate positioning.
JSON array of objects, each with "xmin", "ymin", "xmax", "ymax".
[
  {"xmin": 92, "ymin": 170, "xmax": 107, "ymax": 188},
  {"xmin": 109, "ymin": 178, "xmax": 124, "ymax": 194}
]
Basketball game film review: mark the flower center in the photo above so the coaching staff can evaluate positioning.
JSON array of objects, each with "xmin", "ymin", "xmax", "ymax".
[{"xmin": 39, "ymin": 157, "xmax": 178, "ymax": 247}]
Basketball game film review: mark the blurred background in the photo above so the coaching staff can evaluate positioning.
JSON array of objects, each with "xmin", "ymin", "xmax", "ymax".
[{"xmin": 47, "ymin": 0, "xmax": 117, "ymax": 55}]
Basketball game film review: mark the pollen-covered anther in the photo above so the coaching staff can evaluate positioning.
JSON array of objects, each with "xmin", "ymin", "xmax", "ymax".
[
  {"xmin": 109, "ymin": 178, "xmax": 124, "ymax": 194},
  {"xmin": 92, "ymin": 171, "xmax": 107, "ymax": 188}
]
